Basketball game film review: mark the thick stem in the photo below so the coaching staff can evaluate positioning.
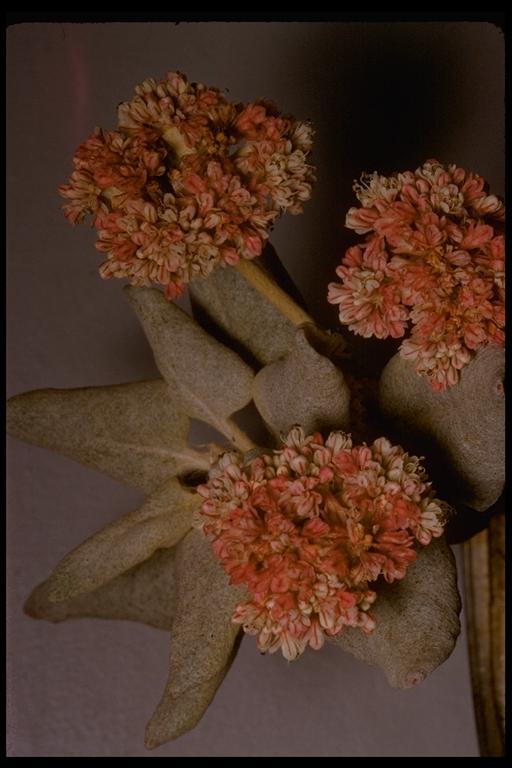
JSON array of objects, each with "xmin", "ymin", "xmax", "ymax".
[
  {"xmin": 218, "ymin": 417, "xmax": 257, "ymax": 453},
  {"xmin": 162, "ymin": 126, "xmax": 193, "ymax": 158},
  {"xmin": 235, "ymin": 258, "xmax": 314, "ymax": 327},
  {"xmin": 236, "ymin": 258, "xmax": 350, "ymax": 361}
]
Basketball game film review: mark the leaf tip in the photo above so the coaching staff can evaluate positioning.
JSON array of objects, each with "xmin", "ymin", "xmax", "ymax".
[
  {"xmin": 6, "ymin": 391, "xmax": 32, "ymax": 439},
  {"xmin": 45, "ymin": 569, "xmax": 84, "ymax": 604},
  {"xmin": 23, "ymin": 593, "xmax": 42, "ymax": 619},
  {"xmin": 143, "ymin": 722, "xmax": 162, "ymax": 751},
  {"xmin": 23, "ymin": 583, "xmax": 56, "ymax": 622},
  {"xmin": 144, "ymin": 701, "xmax": 187, "ymax": 750},
  {"xmin": 405, "ymin": 671, "xmax": 425, "ymax": 687}
]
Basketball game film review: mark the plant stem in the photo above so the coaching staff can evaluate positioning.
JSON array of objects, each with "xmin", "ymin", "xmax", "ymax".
[
  {"xmin": 220, "ymin": 417, "xmax": 257, "ymax": 453},
  {"xmin": 463, "ymin": 513, "xmax": 505, "ymax": 757},
  {"xmin": 235, "ymin": 258, "xmax": 314, "ymax": 327},
  {"xmin": 235, "ymin": 258, "xmax": 350, "ymax": 361},
  {"xmin": 162, "ymin": 126, "xmax": 193, "ymax": 158}
]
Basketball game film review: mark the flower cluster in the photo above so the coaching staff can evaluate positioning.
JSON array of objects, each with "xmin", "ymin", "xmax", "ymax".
[
  {"xmin": 328, "ymin": 160, "xmax": 505, "ymax": 391},
  {"xmin": 196, "ymin": 427, "xmax": 447, "ymax": 661},
  {"xmin": 59, "ymin": 71, "xmax": 315, "ymax": 298}
]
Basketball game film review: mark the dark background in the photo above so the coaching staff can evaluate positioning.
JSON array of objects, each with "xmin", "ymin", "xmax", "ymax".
[{"xmin": 6, "ymin": 21, "xmax": 504, "ymax": 756}]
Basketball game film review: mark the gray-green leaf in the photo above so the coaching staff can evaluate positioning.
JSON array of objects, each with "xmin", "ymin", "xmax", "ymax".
[
  {"xmin": 7, "ymin": 380, "xmax": 205, "ymax": 493},
  {"xmin": 253, "ymin": 325, "xmax": 351, "ymax": 437},
  {"xmin": 144, "ymin": 530, "xmax": 245, "ymax": 748},
  {"xmin": 329, "ymin": 537, "xmax": 461, "ymax": 687},
  {"xmin": 124, "ymin": 287, "xmax": 254, "ymax": 439},
  {"xmin": 189, "ymin": 260, "xmax": 296, "ymax": 367},
  {"xmin": 42, "ymin": 478, "xmax": 199, "ymax": 602},
  {"xmin": 379, "ymin": 346, "xmax": 505, "ymax": 511},
  {"xmin": 25, "ymin": 547, "xmax": 177, "ymax": 631}
]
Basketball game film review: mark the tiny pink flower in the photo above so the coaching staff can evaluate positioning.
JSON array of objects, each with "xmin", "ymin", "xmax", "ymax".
[
  {"xmin": 60, "ymin": 71, "xmax": 315, "ymax": 296},
  {"xmin": 329, "ymin": 160, "xmax": 505, "ymax": 391},
  {"xmin": 197, "ymin": 427, "xmax": 447, "ymax": 660}
]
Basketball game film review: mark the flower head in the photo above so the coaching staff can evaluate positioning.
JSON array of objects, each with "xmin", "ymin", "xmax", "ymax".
[
  {"xmin": 328, "ymin": 160, "xmax": 505, "ymax": 391},
  {"xmin": 196, "ymin": 427, "xmax": 447, "ymax": 660},
  {"xmin": 60, "ymin": 71, "xmax": 315, "ymax": 298}
]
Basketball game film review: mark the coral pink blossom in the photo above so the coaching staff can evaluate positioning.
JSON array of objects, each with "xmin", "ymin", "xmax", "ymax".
[
  {"xmin": 60, "ymin": 71, "xmax": 315, "ymax": 297},
  {"xmin": 328, "ymin": 160, "xmax": 505, "ymax": 391},
  {"xmin": 196, "ymin": 427, "xmax": 448, "ymax": 661}
]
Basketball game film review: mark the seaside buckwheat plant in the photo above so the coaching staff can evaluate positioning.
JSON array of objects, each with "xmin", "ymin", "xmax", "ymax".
[
  {"xmin": 9, "ymin": 67, "xmax": 479, "ymax": 746},
  {"xmin": 197, "ymin": 427, "xmax": 447, "ymax": 660},
  {"xmin": 9, "ymin": 279, "xmax": 462, "ymax": 747},
  {"xmin": 328, "ymin": 160, "xmax": 505, "ymax": 391}
]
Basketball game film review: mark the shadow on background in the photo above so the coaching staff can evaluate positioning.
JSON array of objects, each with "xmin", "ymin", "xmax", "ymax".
[{"xmin": 280, "ymin": 22, "xmax": 499, "ymax": 334}]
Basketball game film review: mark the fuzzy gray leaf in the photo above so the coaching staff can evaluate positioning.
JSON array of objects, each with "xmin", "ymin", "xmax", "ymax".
[
  {"xmin": 25, "ymin": 547, "xmax": 177, "ymax": 630},
  {"xmin": 42, "ymin": 478, "xmax": 199, "ymax": 602},
  {"xmin": 253, "ymin": 325, "xmax": 351, "ymax": 437},
  {"xmin": 379, "ymin": 346, "xmax": 505, "ymax": 510},
  {"xmin": 7, "ymin": 380, "xmax": 206, "ymax": 493},
  {"xmin": 189, "ymin": 260, "xmax": 296, "ymax": 366},
  {"xmin": 144, "ymin": 530, "xmax": 245, "ymax": 748},
  {"xmin": 329, "ymin": 537, "xmax": 461, "ymax": 687},
  {"xmin": 124, "ymin": 287, "xmax": 254, "ymax": 438}
]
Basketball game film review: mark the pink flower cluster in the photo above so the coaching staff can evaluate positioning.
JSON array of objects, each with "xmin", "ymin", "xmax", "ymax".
[
  {"xmin": 197, "ymin": 427, "xmax": 447, "ymax": 661},
  {"xmin": 328, "ymin": 160, "xmax": 505, "ymax": 390},
  {"xmin": 59, "ymin": 72, "xmax": 314, "ymax": 298}
]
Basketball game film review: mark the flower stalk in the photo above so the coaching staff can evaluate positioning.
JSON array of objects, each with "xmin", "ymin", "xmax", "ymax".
[
  {"xmin": 235, "ymin": 258, "xmax": 314, "ymax": 328},
  {"xmin": 217, "ymin": 416, "xmax": 257, "ymax": 453}
]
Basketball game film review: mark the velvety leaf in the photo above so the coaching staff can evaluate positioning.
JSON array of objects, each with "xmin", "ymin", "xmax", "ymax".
[
  {"xmin": 189, "ymin": 256, "xmax": 296, "ymax": 367},
  {"xmin": 7, "ymin": 380, "xmax": 208, "ymax": 493},
  {"xmin": 144, "ymin": 530, "xmax": 245, "ymax": 748},
  {"xmin": 24, "ymin": 547, "xmax": 177, "ymax": 630},
  {"xmin": 329, "ymin": 537, "xmax": 461, "ymax": 688},
  {"xmin": 124, "ymin": 287, "xmax": 254, "ymax": 442},
  {"xmin": 42, "ymin": 478, "xmax": 199, "ymax": 602},
  {"xmin": 253, "ymin": 325, "xmax": 351, "ymax": 437},
  {"xmin": 379, "ymin": 346, "xmax": 505, "ymax": 510}
]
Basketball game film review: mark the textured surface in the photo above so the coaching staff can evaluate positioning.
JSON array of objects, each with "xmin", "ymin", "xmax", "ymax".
[
  {"xmin": 6, "ymin": 380, "xmax": 202, "ymax": 493},
  {"xmin": 253, "ymin": 326, "xmax": 351, "ymax": 436},
  {"xmin": 7, "ymin": 19, "xmax": 503, "ymax": 757},
  {"xmin": 25, "ymin": 547, "xmax": 178, "ymax": 631},
  {"xmin": 190, "ymin": 255, "xmax": 297, "ymax": 367},
  {"xmin": 145, "ymin": 531, "xmax": 245, "ymax": 748},
  {"xmin": 379, "ymin": 346, "xmax": 505, "ymax": 511},
  {"xmin": 125, "ymin": 287, "xmax": 254, "ymax": 441},
  {"xmin": 29, "ymin": 525, "xmax": 462, "ymax": 695},
  {"xmin": 330, "ymin": 537, "xmax": 461, "ymax": 688},
  {"xmin": 36, "ymin": 478, "xmax": 198, "ymax": 602}
]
